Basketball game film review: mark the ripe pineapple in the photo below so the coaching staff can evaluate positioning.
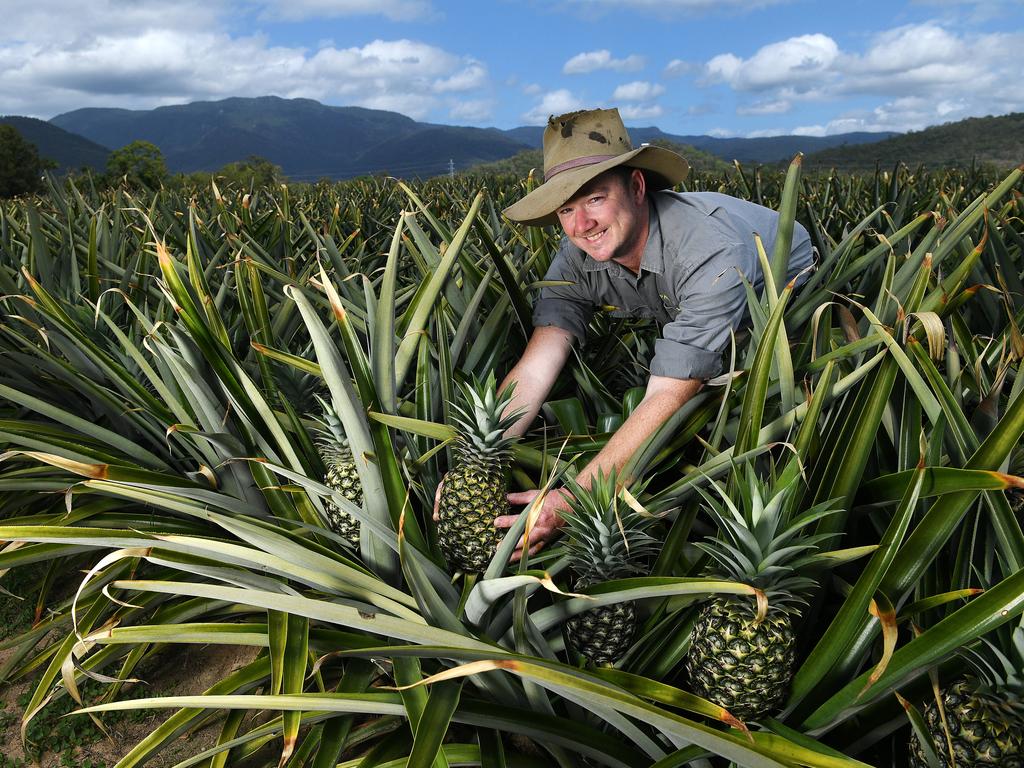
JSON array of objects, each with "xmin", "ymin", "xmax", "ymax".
[
  {"xmin": 561, "ymin": 472, "xmax": 658, "ymax": 666},
  {"xmin": 684, "ymin": 467, "xmax": 838, "ymax": 721},
  {"xmin": 312, "ymin": 397, "xmax": 362, "ymax": 546},
  {"xmin": 436, "ymin": 373, "xmax": 522, "ymax": 572},
  {"xmin": 908, "ymin": 628, "xmax": 1024, "ymax": 767}
]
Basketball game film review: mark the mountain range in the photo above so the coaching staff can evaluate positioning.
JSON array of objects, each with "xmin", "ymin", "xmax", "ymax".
[
  {"xmin": 0, "ymin": 116, "xmax": 110, "ymax": 172},
  {"xmin": 3, "ymin": 97, "xmax": 1019, "ymax": 180},
  {"xmin": 40, "ymin": 96, "xmax": 894, "ymax": 179}
]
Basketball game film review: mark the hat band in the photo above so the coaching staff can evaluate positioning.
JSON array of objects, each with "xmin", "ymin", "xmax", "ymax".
[{"xmin": 544, "ymin": 154, "xmax": 620, "ymax": 182}]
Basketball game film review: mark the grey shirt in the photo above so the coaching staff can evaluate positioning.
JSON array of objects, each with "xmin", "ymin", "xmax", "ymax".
[{"xmin": 532, "ymin": 191, "xmax": 814, "ymax": 380}]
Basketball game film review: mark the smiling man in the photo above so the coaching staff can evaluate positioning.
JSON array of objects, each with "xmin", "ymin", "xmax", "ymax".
[{"xmin": 491, "ymin": 108, "xmax": 815, "ymax": 558}]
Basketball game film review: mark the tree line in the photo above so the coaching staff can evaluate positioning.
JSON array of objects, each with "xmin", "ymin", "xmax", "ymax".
[{"xmin": 0, "ymin": 124, "xmax": 287, "ymax": 198}]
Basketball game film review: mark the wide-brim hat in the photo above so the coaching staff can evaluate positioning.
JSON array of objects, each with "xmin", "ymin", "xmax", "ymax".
[{"xmin": 503, "ymin": 108, "xmax": 689, "ymax": 227}]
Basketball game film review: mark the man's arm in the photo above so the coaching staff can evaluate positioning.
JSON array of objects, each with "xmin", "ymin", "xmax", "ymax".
[
  {"xmin": 500, "ymin": 325, "xmax": 576, "ymax": 436},
  {"xmin": 577, "ymin": 374, "xmax": 702, "ymax": 486},
  {"xmin": 498, "ymin": 374, "xmax": 703, "ymax": 558}
]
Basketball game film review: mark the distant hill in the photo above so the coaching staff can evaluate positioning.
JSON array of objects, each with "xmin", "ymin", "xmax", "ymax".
[
  {"xmin": 49, "ymin": 96, "xmax": 902, "ymax": 181},
  {"xmin": 469, "ymin": 139, "xmax": 730, "ymax": 178},
  {"xmin": 51, "ymin": 96, "xmax": 531, "ymax": 180},
  {"xmin": 0, "ymin": 116, "xmax": 109, "ymax": 172},
  {"xmin": 804, "ymin": 113, "xmax": 1024, "ymax": 171},
  {"xmin": 503, "ymin": 125, "xmax": 897, "ymax": 164}
]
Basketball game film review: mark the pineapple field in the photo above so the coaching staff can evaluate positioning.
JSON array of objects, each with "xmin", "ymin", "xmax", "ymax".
[{"xmin": 0, "ymin": 160, "xmax": 1023, "ymax": 768}]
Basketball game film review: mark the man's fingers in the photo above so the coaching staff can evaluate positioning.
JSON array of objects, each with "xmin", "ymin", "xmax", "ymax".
[
  {"xmin": 493, "ymin": 514, "xmax": 520, "ymax": 529},
  {"xmin": 507, "ymin": 490, "xmax": 541, "ymax": 505},
  {"xmin": 511, "ymin": 539, "xmax": 547, "ymax": 563}
]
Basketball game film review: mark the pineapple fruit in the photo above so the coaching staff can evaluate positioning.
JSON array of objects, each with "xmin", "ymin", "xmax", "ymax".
[
  {"xmin": 908, "ymin": 628, "xmax": 1024, "ymax": 767},
  {"xmin": 684, "ymin": 467, "xmax": 838, "ymax": 721},
  {"xmin": 436, "ymin": 373, "xmax": 522, "ymax": 572},
  {"xmin": 312, "ymin": 397, "xmax": 362, "ymax": 546},
  {"xmin": 562, "ymin": 472, "xmax": 658, "ymax": 666}
]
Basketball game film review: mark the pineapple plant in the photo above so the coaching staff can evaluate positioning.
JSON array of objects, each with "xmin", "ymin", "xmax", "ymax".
[
  {"xmin": 312, "ymin": 396, "xmax": 363, "ymax": 546},
  {"xmin": 908, "ymin": 627, "xmax": 1024, "ymax": 767},
  {"xmin": 684, "ymin": 467, "xmax": 839, "ymax": 721},
  {"xmin": 436, "ymin": 373, "xmax": 522, "ymax": 572},
  {"xmin": 561, "ymin": 471, "xmax": 659, "ymax": 666}
]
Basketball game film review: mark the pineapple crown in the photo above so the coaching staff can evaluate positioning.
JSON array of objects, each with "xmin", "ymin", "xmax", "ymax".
[
  {"xmin": 694, "ymin": 464, "xmax": 841, "ymax": 612},
  {"xmin": 958, "ymin": 624, "xmax": 1024, "ymax": 713},
  {"xmin": 449, "ymin": 372, "xmax": 523, "ymax": 469},
  {"xmin": 310, "ymin": 396, "xmax": 350, "ymax": 455},
  {"xmin": 560, "ymin": 470, "xmax": 660, "ymax": 585}
]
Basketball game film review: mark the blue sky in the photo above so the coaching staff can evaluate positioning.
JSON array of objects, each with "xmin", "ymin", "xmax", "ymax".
[{"xmin": 2, "ymin": 0, "xmax": 1022, "ymax": 137}]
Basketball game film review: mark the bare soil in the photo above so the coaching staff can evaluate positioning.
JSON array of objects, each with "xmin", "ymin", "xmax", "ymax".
[{"xmin": 1, "ymin": 641, "xmax": 260, "ymax": 767}]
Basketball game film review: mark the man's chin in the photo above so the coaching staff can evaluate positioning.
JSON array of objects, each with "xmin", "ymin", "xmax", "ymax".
[{"xmin": 575, "ymin": 243, "xmax": 616, "ymax": 261}]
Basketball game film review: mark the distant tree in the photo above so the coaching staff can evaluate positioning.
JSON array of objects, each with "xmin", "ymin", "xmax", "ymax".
[
  {"xmin": 216, "ymin": 156, "xmax": 285, "ymax": 188},
  {"xmin": 0, "ymin": 125, "xmax": 46, "ymax": 198},
  {"xmin": 105, "ymin": 141, "xmax": 168, "ymax": 189}
]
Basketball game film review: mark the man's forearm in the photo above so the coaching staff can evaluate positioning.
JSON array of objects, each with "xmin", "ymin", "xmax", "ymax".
[
  {"xmin": 575, "ymin": 376, "xmax": 703, "ymax": 488},
  {"xmin": 500, "ymin": 326, "xmax": 575, "ymax": 437}
]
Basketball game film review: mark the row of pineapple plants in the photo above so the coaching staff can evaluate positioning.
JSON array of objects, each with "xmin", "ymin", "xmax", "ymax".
[{"xmin": 0, "ymin": 160, "xmax": 1021, "ymax": 766}]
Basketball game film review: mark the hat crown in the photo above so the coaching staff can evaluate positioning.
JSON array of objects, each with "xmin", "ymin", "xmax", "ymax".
[{"xmin": 543, "ymin": 109, "xmax": 633, "ymax": 180}]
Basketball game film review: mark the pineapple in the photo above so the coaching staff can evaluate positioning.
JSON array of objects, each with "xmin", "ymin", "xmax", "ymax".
[
  {"xmin": 436, "ymin": 373, "xmax": 522, "ymax": 572},
  {"xmin": 312, "ymin": 397, "xmax": 362, "ymax": 546},
  {"xmin": 684, "ymin": 467, "xmax": 838, "ymax": 721},
  {"xmin": 908, "ymin": 628, "xmax": 1024, "ymax": 767},
  {"xmin": 561, "ymin": 472, "xmax": 658, "ymax": 666}
]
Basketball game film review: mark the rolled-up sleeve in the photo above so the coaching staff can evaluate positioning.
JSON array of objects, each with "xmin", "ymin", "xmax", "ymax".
[
  {"xmin": 650, "ymin": 247, "xmax": 749, "ymax": 380},
  {"xmin": 531, "ymin": 243, "xmax": 594, "ymax": 341}
]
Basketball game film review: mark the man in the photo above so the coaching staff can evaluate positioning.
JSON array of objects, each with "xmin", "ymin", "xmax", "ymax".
[{"xmin": 449, "ymin": 108, "xmax": 814, "ymax": 559}]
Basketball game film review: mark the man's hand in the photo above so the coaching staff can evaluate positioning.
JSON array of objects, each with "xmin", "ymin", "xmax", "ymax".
[{"xmin": 495, "ymin": 487, "xmax": 573, "ymax": 562}]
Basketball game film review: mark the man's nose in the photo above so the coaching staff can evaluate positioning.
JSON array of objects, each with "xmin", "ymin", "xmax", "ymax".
[{"xmin": 573, "ymin": 206, "xmax": 594, "ymax": 232}]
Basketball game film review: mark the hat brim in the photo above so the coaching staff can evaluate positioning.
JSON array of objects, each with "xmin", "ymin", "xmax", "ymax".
[{"xmin": 502, "ymin": 145, "xmax": 689, "ymax": 227}]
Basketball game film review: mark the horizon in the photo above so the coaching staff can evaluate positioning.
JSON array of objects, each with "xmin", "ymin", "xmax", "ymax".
[
  {"xmin": 32, "ymin": 93, "xmax": 924, "ymax": 140},
  {"xmin": 3, "ymin": 1, "xmax": 1023, "ymax": 139}
]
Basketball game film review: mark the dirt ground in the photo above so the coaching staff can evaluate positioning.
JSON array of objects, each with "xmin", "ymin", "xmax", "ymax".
[{"xmin": 1, "ymin": 641, "xmax": 260, "ymax": 767}]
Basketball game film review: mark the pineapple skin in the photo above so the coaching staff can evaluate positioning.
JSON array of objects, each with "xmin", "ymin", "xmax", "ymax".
[
  {"xmin": 908, "ymin": 680, "xmax": 1024, "ymax": 768},
  {"xmin": 437, "ymin": 463, "xmax": 508, "ymax": 572},
  {"xmin": 566, "ymin": 600, "xmax": 637, "ymax": 666},
  {"xmin": 685, "ymin": 597, "xmax": 796, "ymax": 721},
  {"xmin": 322, "ymin": 447, "xmax": 362, "ymax": 546}
]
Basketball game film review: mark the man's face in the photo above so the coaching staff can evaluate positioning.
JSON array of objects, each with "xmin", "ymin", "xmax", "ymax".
[{"xmin": 555, "ymin": 169, "xmax": 649, "ymax": 273}]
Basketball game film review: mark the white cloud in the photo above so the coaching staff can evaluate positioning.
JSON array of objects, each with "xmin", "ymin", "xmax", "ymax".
[
  {"xmin": 255, "ymin": 0, "xmax": 435, "ymax": 21},
  {"xmin": 705, "ymin": 34, "xmax": 839, "ymax": 91},
  {"xmin": 0, "ymin": 0, "xmax": 227, "ymax": 44},
  {"xmin": 791, "ymin": 125, "xmax": 827, "ymax": 137},
  {"xmin": 0, "ymin": 0, "xmax": 486, "ymax": 121},
  {"xmin": 0, "ymin": 4, "xmax": 490, "ymax": 121},
  {"xmin": 522, "ymin": 83, "xmax": 543, "ymax": 95},
  {"xmin": 737, "ymin": 99, "xmax": 792, "ymax": 115},
  {"xmin": 612, "ymin": 81, "xmax": 665, "ymax": 101},
  {"xmin": 664, "ymin": 59, "xmax": 695, "ymax": 78},
  {"xmin": 619, "ymin": 104, "xmax": 664, "ymax": 120},
  {"xmin": 563, "ymin": 50, "xmax": 645, "ymax": 74},
  {"xmin": 522, "ymin": 90, "xmax": 585, "ymax": 123},
  {"xmin": 448, "ymin": 99, "xmax": 494, "ymax": 122},
  {"xmin": 703, "ymin": 23, "xmax": 1024, "ymax": 133},
  {"xmin": 433, "ymin": 62, "xmax": 488, "ymax": 93}
]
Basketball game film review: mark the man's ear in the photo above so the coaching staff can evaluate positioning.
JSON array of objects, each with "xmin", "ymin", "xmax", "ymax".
[{"xmin": 629, "ymin": 168, "xmax": 646, "ymax": 203}]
